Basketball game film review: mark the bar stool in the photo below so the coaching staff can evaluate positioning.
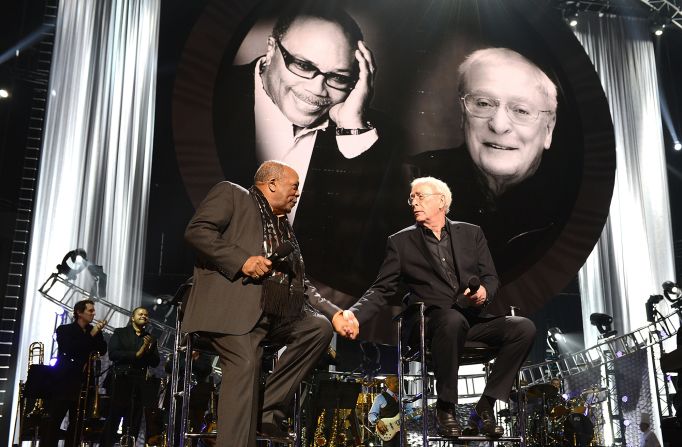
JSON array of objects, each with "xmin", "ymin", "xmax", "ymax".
[
  {"xmin": 167, "ymin": 302, "xmax": 297, "ymax": 446},
  {"xmin": 395, "ymin": 302, "xmax": 525, "ymax": 446}
]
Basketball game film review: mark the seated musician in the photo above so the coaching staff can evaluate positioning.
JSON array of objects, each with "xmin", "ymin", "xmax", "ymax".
[
  {"xmin": 368, "ymin": 375, "xmax": 400, "ymax": 446},
  {"xmin": 348, "ymin": 177, "xmax": 536, "ymax": 438},
  {"xmin": 101, "ymin": 307, "xmax": 160, "ymax": 446},
  {"xmin": 42, "ymin": 299, "xmax": 107, "ymax": 447}
]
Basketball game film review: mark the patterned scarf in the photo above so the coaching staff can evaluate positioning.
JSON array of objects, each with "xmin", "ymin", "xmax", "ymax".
[{"xmin": 249, "ymin": 186, "xmax": 305, "ymax": 322}]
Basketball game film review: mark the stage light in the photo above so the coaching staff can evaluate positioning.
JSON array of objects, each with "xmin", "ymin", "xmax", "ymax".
[
  {"xmin": 0, "ymin": 89, "xmax": 9, "ymax": 99},
  {"xmin": 663, "ymin": 281, "xmax": 681, "ymax": 297},
  {"xmin": 546, "ymin": 327, "xmax": 564, "ymax": 356},
  {"xmin": 56, "ymin": 249, "xmax": 88, "ymax": 280},
  {"xmin": 87, "ymin": 264, "xmax": 107, "ymax": 298},
  {"xmin": 590, "ymin": 312, "xmax": 617, "ymax": 339},
  {"xmin": 674, "ymin": 141, "xmax": 681, "ymax": 151},
  {"xmin": 569, "ymin": 13, "xmax": 579, "ymax": 27}
]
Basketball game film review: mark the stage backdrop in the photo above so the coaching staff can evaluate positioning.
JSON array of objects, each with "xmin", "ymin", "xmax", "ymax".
[{"xmin": 148, "ymin": 0, "xmax": 615, "ymax": 342}]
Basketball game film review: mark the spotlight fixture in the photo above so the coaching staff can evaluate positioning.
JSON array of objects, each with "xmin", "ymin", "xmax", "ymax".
[
  {"xmin": 56, "ymin": 249, "xmax": 88, "ymax": 280},
  {"xmin": 662, "ymin": 281, "xmax": 682, "ymax": 308},
  {"xmin": 646, "ymin": 294, "xmax": 664, "ymax": 323},
  {"xmin": 569, "ymin": 13, "xmax": 579, "ymax": 27},
  {"xmin": 546, "ymin": 327, "xmax": 565, "ymax": 356},
  {"xmin": 674, "ymin": 141, "xmax": 681, "ymax": 151},
  {"xmin": 590, "ymin": 312, "xmax": 617, "ymax": 339},
  {"xmin": 87, "ymin": 264, "xmax": 107, "ymax": 298},
  {"xmin": 0, "ymin": 89, "xmax": 9, "ymax": 99}
]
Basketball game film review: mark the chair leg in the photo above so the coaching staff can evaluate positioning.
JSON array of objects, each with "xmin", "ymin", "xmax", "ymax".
[
  {"xmin": 419, "ymin": 303, "xmax": 428, "ymax": 447},
  {"xmin": 179, "ymin": 333, "xmax": 195, "ymax": 447},
  {"xmin": 167, "ymin": 307, "xmax": 183, "ymax": 447}
]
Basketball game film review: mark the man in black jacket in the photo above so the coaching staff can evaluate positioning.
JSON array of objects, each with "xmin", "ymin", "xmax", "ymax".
[
  {"xmin": 101, "ymin": 307, "xmax": 160, "ymax": 446},
  {"xmin": 42, "ymin": 299, "xmax": 107, "ymax": 447},
  {"xmin": 348, "ymin": 177, "xmax": 536, "ymax": 438}
]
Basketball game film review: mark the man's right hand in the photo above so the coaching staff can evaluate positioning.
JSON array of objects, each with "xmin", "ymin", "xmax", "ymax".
[
  {"xmin": 376, "ymin": 419, "xmax": 387, "ymax": 434},
  {"xmin": 241, "ymin": 256, "xmax": 273, "ymax": 280}
]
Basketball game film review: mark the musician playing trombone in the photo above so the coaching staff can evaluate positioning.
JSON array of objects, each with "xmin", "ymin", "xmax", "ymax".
[{"xmin": 42, "ymin": 299, "xmax": 108, "ymax": 447}]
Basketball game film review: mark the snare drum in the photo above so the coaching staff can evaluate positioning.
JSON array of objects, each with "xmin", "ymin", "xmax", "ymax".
[{"xmin": 569, "ymin": 397, "xmax": 588, "ymax": 415}]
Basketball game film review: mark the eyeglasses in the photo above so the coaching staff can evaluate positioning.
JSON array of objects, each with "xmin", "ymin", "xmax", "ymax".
[
  {"xmin": 407, "ymin": 192, "xmax": 443, "ymax": 206},
  {"xmin": 275, "ymin": 39, "xmax": 357, "ymax": 91},
  {"xmin": 461, "ymin": 93, "xmax": 553, "ymax": 125}
]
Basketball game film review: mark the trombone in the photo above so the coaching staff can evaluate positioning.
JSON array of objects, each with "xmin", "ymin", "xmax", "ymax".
[{"xmin": 74, "ymin": 351, "xmax": 102, "ymax": 446}]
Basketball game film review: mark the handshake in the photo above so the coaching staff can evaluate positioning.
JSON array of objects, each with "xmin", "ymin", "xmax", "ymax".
[{"xmin": 331, "ymin": 310, "xmax": 359, "ymax": 340}]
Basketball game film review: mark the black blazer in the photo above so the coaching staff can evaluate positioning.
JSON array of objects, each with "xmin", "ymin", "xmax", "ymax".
[
  {"xmin": 212, "ymin": 60, "xmax": 409, "ymax": 297},
  {"xmin": 350, "ymin": 220, "xmax": 500, "ymax": 324}
]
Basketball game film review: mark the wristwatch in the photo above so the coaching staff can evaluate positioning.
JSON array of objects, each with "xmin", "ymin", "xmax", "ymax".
[{"xmin": 335, "ymin": 122, "xmax": 374, "ymax": 136}]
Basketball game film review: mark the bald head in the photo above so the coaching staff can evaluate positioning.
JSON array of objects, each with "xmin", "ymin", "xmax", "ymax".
[{"xmin": 254, "ymin": 160, "xmax": 300, "ymax": 216}]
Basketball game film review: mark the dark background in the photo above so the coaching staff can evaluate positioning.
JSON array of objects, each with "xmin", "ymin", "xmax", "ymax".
[{"xmin": 0, "ymin": 0, "xmax": 680, "ymax": 371}]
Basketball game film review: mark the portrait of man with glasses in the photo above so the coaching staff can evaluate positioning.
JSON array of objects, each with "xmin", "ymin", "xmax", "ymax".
[
  {"xmin": 212, "ymin": 1, "xmax": 409, "ymax": 324},
  {"xmin": 410, "ymin": 47, "xmax": 561, "ymax": 281}
]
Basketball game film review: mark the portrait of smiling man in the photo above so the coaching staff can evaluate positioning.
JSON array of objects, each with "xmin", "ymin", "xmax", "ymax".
[
  {"xmin": 411, "ymin": 47, "xmax": 562, "ymax": 282},
  {"xmin": 213, "ymin": 1, "xmax": 409, "ymax": 325},
  {"xmin": 459, "ymin": 48, "xmax": 557, "ymax": 196}
]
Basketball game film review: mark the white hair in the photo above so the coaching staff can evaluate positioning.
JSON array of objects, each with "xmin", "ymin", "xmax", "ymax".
[
  {"xmin": 411, "ymin": 176, "xmax": 452, "ymax": 213},
  {"xmin": 458, "ymin": 47, "xmax": 558, "ymax": 112}
]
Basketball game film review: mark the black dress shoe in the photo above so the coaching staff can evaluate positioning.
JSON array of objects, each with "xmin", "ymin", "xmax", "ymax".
[
  {"xmin": 435, "ymin": 407, "xmax": 462, "ymax": 437},
  {"xmin": 258, "ymin": 422, "xmax": 292, "ymax": 439},
  {"xmin": 477, "ymin": 410, "xmax": 504, "ymax": 437}
]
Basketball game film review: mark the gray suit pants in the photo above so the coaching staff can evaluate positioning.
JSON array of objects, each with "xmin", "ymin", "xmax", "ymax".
[{"xmin": 209, "ymin": 309, "xmax": 333, "ymax": 447}]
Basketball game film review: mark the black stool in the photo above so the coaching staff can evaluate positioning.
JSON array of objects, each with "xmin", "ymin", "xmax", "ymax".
[
  {"xmin": 167, "ymin": 304, "xmax": 297, "ymax": 447},
  {"xmin": 396, "ymin": 302, "xmax": 525, "ymax": 446}
]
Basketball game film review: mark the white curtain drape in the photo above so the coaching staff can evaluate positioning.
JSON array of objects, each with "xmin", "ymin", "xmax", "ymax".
[
  {"xmin": 11, "ymin": 0, "xmax": 160, "ymax": 437},
  {"xmin": 575, "ymin": 15, "xmax": 676, "ymax": 351}
]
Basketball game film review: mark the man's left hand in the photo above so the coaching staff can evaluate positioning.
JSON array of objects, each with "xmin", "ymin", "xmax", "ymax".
[
  {"xmin": 332, "ymin": 310, "xmax": 359, "ymax": 339},
  {"xmin": 329, "ymin": 40, "xmax": 375, "ymax": 129},
  {"xmin": 464, "ymin": 286, "xmax": 488, "ymax": 307}
]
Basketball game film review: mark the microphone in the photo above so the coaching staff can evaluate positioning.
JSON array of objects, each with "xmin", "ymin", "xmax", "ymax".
[
  {"xmin": 467, "ymin": 276, "xmax": 481, "ymax": 295},
  {"xmin": 243, "ymin": 241, "xmax": 295, "ymax": 284}
]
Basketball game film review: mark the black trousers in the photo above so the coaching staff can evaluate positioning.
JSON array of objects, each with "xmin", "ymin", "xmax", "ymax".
[
  {"xmin": 426, "ymin": 309, "xmax": 536, "ymax": 404},
  {"xmin": 101, "ymin": 372, "xmax": 148, "ymax": 446},
  {"xmin": 41, "ymin": 398, "xmax": 77, "ymax": 447},
  {"xmin": 208, "ymin": 310, "xmax": 333, "ymax": 447}
]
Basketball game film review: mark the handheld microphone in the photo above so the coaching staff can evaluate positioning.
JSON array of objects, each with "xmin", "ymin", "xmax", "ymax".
[
  {"xmin": 243, "ymin": 241, "xmax": 295, "ymax": 284},
  {"xmin": 467, "ymin": 276, "xmax": 481, "ymax": 295}
]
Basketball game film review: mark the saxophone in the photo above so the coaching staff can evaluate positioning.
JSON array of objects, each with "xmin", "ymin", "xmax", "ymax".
[
  {"xmin": 328, "ymin": 409, "xmax": 339, "ymax": 447},
  {"xmin": 314, "ymin": 409, "xmax": 327, "ymax": 446}
]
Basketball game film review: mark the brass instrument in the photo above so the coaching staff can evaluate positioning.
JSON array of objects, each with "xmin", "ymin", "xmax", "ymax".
[
  {"xmin": 17, "ymin": 342, "xmax": 46, "ymax": 444},
  {"xmin": 74, "ymin": 351, "xmax": 101, "ymax": 445},
  {"xmin": 328, "ymin": 409, "xmax": 339, "ymax": 447},
  {"xmin": 26, "ymin": 342, "xmax": 46, "ymax": 418},
  {"xmin": 314, "ymin": 409, "xmax": 327, "ymax": 446}
]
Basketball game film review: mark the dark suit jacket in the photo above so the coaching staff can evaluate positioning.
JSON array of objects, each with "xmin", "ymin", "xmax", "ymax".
[
  {"xmin": 212, "ymin": 60, "xmax": 409, "ymax": 298},
  {"xmin": 182, "ymin": 181, "xmax": 341, "ymax": 336},
  {"xmin": 409, "ymin": 147, "xmax": 568, "ymax": 285},
  {"xmin": 54, "ymin": 322, "xmax": 107, "ymax": 398},
  {"xmin": 350, "ymin": 220, "xmax": 500, "ymax": 324},
  {"xmin": 109, "ymin": 324, "xmax": 161, "ymax": 372}
]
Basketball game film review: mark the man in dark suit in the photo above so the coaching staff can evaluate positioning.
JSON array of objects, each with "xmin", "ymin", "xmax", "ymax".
[
  {"xmin": 42, "ymin": 299, "xmax": 107, "ymax": 447},
  {"xmin": 213, "ymin": 2, "xmax": 408, "ymax": 313},
  {"xmin": 101, "ymin": 307, "xmax": 160, "ymax": 447},
  {"xmin": 183, "ymin": 160, "xmax": 359, "ymax": 447},
  {"xmin": 348, "ymin": 177, "xmax": 536, "ymax": 437}
]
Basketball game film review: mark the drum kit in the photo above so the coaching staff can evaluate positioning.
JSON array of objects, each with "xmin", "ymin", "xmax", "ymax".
[{"xmin": 523, "ymin": 382, "xmax": 607, "ymax": 447}]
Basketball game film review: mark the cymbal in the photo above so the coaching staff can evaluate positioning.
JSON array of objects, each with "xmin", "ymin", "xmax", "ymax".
[
  {"xmin": 526, "ymin": 383, "xmax": 559, "ymax": 398},
  {"xmin": 581, "ymin": 386, "xmax": 607, "ymax": 396}
]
